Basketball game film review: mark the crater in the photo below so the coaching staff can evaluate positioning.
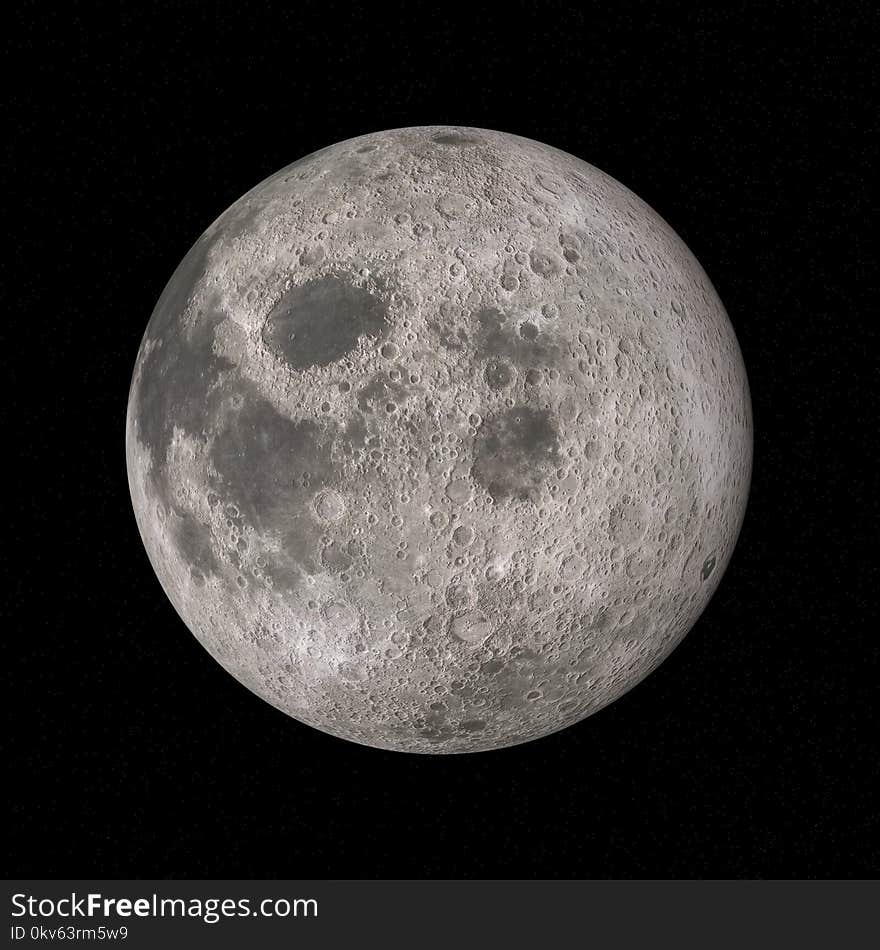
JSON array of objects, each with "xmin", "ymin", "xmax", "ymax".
[
  {"xmin": 431, "ymin": 131, "xmax": 484, "ymax": 146},
  {"xmin": 449, "ymin": 611, "xmax": 493, "ymax": 646},
  {"xmin": 314, "ymin": 488, "xmax": 346, "ymax": 524},
  {"xmin": 484, "ymin": 359, "xmax": 515, "ymax": 391},
  {"xmin": 321, "ymin": 542, "xmax": 353, "ymax": 574},
  {"xmin": 529, "ymin": 248, "xmax": 563, "ymax": 278},
  {"xmin": 701, "ymin": 554, "xmax": 717, "ymax": 581},
  {"xmin": 262, "ymin": 274, "xmax": 389, "ymax": 370}
]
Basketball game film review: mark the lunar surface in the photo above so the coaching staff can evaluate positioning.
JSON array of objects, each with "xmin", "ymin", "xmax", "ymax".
[{"xmin": 126, "ymin": 126, "xmax": 752, "ymax": 753}]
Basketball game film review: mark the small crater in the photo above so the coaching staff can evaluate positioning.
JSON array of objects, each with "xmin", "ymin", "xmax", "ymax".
[
  {"xmin": 485, "ymin": 360, "xmax": 515, "ymax": 391},
  {"xmin": 452, "ymin": 525, "xmax": 474, "ymax": 547},
  {"xmin": 560, "ymin": 555, "xmax": 584, "ymax": 581},
  {"xmin": 323, "ymin": 600, "xmax": 358, "ymax": 630},
  {"xmin": 314, "ymin": 488, "xmax": 346, "ymax": 524},
  {"xmin": 429, "ymin": 510, "xmax": 449, "ymax": 530},
  {"xmin": 701, "ymin": 554, "xmax": 717, "ymax": 581},
  {"xmin": 529, "ymin": 248, "xmax": 563, "ymax": 278},
  {"xmin": 446, "ymin": 478, "xmax": 473, "ymax": 505}
]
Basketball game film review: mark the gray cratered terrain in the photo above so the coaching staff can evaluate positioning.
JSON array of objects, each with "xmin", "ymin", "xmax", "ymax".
[{"xmin": 126, "ymin": 126, "xmax": 752, "ymax": 753}]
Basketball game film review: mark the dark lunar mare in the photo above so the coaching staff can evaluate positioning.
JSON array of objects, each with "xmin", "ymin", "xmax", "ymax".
[
  {"xmin": 208, "ymin": 386, "xmax": 339, "ymax": 584},
  {"xmin": 472, "ymin": 405, "xmax": 561, "ymax": 503},
  {"xmin": 131, "ymin": 232, "xmax": 234, "ymax": 583},
  {"xmin": 132, "ymin": 235, "xmax": 393, "ymax": 590},
  {"xmin": 471, "ymin": 306, "xmax": 560, "ymax": 369},
  {"xmin": 131, "ymin": 196, "xmax": 273, "ymax": 492},
  {"xmin": 261, "ymin": 274, "xmax": 389, "ymax": 370}
]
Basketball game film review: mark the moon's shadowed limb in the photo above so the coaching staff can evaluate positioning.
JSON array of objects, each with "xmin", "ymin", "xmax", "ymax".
[{"xmin": 126, "ymin": 126, "xmax": 752, "ymax": 753}]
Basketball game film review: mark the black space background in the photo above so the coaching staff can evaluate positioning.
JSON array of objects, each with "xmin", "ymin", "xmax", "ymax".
[{"xmin": 5, "ymin": 1, "xmax": 877, "ymax": 878}]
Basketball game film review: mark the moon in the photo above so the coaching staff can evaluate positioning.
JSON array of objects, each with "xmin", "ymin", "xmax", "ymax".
[{"xmin": 126, "ymin": 126, "xmax": 752, "ymax": 753}]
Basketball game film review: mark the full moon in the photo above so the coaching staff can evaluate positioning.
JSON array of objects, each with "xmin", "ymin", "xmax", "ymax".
[{"xmin": 126, "ymin": 126, "xmax": 752, "ymax": 753}]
